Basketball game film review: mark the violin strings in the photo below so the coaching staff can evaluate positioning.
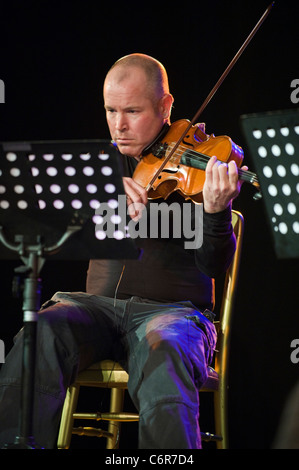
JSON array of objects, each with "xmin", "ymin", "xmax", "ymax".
[{"xmin": 166, "ymin": 142, "xmax": 259, "ymax": 184}]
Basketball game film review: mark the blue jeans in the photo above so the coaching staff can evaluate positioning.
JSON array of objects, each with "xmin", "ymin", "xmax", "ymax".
[{"xmin": 0, "ymin": 292, "xmax": 216, "ymax": 449}]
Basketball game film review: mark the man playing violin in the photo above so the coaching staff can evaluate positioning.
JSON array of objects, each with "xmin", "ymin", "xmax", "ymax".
[
  {"xmin": 0, "ymin": 53, "xmax": 246, "ymax": 449},
  {"xmin": 104, "ymin": 53, "xmax": 244, "ymax": 217}
]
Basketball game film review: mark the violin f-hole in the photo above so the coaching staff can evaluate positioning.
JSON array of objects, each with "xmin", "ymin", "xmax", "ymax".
[{"xmin": 182, "ymin": 136, "xmax": 194, "ymax": 148}]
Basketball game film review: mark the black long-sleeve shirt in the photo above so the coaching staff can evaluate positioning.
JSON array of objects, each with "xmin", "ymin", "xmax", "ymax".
[{"xmin": 86, "ymin": 154, "xmax": 236, "ymax": 311}]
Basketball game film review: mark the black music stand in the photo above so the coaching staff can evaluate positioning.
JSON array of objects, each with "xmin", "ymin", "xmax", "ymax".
[
  {"xmin": 0, "ymin": 139, "xmax": 139, "ymax": 448},
  {"xmin": 240, "ymin": 109, "xmax": 299, "ymax": 259}
]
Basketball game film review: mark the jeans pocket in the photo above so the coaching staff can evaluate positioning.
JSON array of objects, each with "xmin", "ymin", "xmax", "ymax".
[{"xmin": 184, "ymin": 313, "xmax": 217, "ymax": 365}]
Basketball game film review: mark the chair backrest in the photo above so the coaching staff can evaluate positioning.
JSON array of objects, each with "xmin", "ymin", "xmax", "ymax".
[
  {"xmin": 218, "ymin": 209, "xmax": 244, "ymax": 343},
  {"xmin": 213, "ymin": 210, "xmax": 244, "ymax": 447}
]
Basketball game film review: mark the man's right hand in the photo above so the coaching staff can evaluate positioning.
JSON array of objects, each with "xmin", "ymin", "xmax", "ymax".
[{"xmin": 123, "ymin": 176, "xmax": 148, "ymax": 220}]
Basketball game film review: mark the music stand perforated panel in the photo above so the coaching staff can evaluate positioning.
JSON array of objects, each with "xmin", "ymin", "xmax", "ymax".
[
  {"xmin": 0, "ymin": 140, "xmax": 139, "ymax": 259},
  {"xmin": 241, "ymin": 109, "xmax": 299, "ymax": 259}
]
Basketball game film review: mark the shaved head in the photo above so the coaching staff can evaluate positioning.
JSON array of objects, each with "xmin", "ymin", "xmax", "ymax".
[{"xmin": 105, "ymin": 53, "xmax": 171, "ymax": 102}]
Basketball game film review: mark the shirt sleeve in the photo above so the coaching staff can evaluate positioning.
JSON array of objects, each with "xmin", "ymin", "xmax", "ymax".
[{"xmin": 194, "ymin": 206, "xmax": 236, "ymax": 278}]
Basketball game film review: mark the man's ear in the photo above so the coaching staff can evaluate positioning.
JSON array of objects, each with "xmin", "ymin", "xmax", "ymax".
[{"xmin": 159, "ymin": 93, "xmax": 174, "ymax": 120}]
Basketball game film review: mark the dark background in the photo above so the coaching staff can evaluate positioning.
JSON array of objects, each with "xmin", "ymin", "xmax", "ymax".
[{"xmin": 0, "ymin": 0, "xmax": 298, "ymax": 449}]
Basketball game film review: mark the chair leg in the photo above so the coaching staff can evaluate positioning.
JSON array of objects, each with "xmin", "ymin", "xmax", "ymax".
[
  {"xmin": 214, "ymin": 383, "xmax": 228, "ymax": 449},
  {"xmin": 57, "ymin": 383, "xmax": 80, "ymax": 449},
  {"xmin": 106, "ymin": 388, "xmax": 125, "ymax": 449}
]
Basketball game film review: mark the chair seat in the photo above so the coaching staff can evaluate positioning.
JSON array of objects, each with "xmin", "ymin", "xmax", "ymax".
[
  {"xmin": 76, "ymin": 360, "xmax": 129, "ymax": 388},
  {"xmin": 77, "ymin": 360, "xmax": 219, "ymax": 391}
]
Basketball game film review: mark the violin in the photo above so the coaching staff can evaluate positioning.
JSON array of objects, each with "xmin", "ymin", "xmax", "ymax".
[
  {"xmin": 133, "ymin": 3, "xmax": 274, "ymax": 203},
  {"xmin": 133, "ymin": 119, "xmax": 261, "ymax": 203}
]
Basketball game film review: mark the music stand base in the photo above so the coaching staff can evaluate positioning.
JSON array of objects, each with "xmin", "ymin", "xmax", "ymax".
[{"xmin": 2, "ymin": 436, "xmax": 40, "ymax": 449}]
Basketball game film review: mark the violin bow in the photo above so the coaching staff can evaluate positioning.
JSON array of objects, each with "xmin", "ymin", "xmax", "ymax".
[{"xmin": 145, "ymin": 2, "xmax": 275, "ymax": 191}]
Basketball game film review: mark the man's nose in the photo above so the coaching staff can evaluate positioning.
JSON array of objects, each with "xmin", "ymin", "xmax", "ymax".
[{"xmin": 115, "ymin": 113, "xmax": 128, "ymax": 131}]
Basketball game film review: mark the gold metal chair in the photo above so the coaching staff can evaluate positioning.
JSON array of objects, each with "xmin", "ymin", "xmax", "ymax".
[
  {"xmin": 57, "ymin": 360, "xmax": 137, "ymax": 449},
  {"xmin": 57, "ymin": 210, "xmax": 244, "ymax": 449},
  {"xmin": 200, "ymin": 210, "xmax": 244, "ymax": 448}
]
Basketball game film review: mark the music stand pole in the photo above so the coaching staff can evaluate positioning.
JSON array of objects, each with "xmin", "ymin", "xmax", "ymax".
[{"xmin": 15, "ymin": 248, "xmax": 43, "ymax": 448}]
